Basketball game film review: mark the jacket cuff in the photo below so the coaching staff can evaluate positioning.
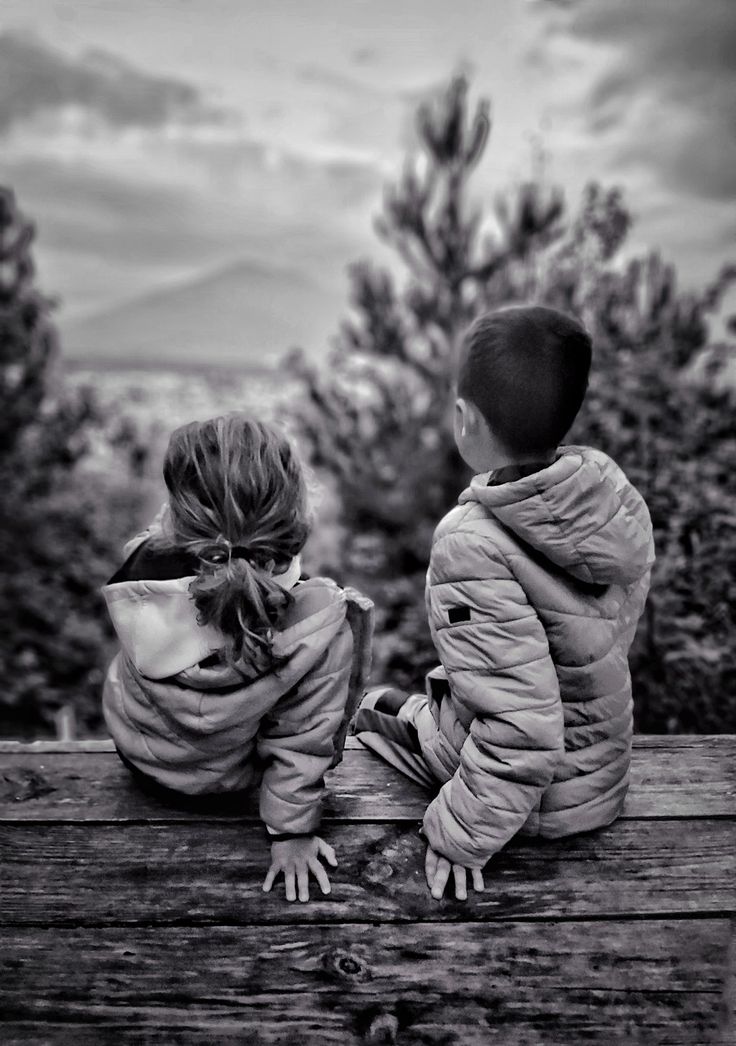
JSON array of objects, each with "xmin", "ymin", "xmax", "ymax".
[
  {"xmin": 422, "ymin": 805, "xmax": 489, "ymax": 868},
  {"xmin": 266, "ymin": 831, "xmax": 315, "ymax": 843},
  {"xmin": 260, "ymin": 791, "xmax": 323, "ymax": 837}
]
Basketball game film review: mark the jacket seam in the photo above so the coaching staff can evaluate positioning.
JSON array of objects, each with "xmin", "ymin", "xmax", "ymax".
[
  {"xmin": 260, "ymin": 783, "xmax": 322, "ymax": 808},
  {"xmin": 533, "ymin": 487, "xmax": 594, "ymax": 585},
  {"xmin": 262, "ymin": 664, "xmax": 346, "ymax": 730},
  {"xmin": 445, "ymin": 652, "xmax": 552, "ymax": 674},
  {"xmin": 432, "ymin": 612, "xmax": 535, "ymax": 631},
  {"xmin": 531, "ymin": 604, "xmax": 618, "ymax": 620},
  {"xmin": 118, "ymin": 678, "xmax": 198, "ymax": 767}
]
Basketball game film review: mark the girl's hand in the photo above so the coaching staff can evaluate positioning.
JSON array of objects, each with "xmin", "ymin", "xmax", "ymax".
[
  {"xmin": 425, "ymin": 843, "xmax": 485, "ymax": 900},
  {"xmin": 262, "ymin": 835, "xmax": 337, "ymax": 903}
]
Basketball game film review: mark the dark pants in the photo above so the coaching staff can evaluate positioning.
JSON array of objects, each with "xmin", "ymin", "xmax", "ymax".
[
  {"xmin": 115, "ymin": 749, "xmax": 252, "ymax": 813},
  {"xmin": 353, "ymin": 705, "xmax": 422, "ymax": 754}
]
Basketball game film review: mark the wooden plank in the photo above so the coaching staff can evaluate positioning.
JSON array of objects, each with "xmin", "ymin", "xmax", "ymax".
[
  {"xmin": 629, "ymin": 736, "xmax": 736, "ymax": 750},
  {"xmin": 0, "ymin": 739, "xmax": 118, "ymax": 753},
  {"xmin": 1, "ymin": 734, "xmax": 734, "ymax": 755},
  {"xmin": 0, "ymin": 999, "xmax": 724, "ymax": 1046},
  {"xmin": 0, "ymin": 920, "xmax": 729, "ymax": 1045},
  {"xmin": 625, "ymin": 745, "xmax": 736, "ymax": 818},
  {"xmin": 0, "ymin": 749, "xmax": 428, "ymax": 822},
  {"xmin": 1, "ymin": 744, "xmax": 734, "ymax": 822},
  {"xmin": 1, "ymin": 819, "xmax": 733, "ymax": 927}
]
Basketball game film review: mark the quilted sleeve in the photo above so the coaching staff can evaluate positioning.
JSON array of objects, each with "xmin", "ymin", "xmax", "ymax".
[
  {"xmin": 256, "ymin": 620, "xmax": 354, "ymax": 835},
  {"xmin": 422, "ymin": 529, "xmax": 564, "ymax": 867}
]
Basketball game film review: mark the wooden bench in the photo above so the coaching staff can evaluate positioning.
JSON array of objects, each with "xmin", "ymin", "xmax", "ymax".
[{"xmin": 0, "ymin": 735, "xmax": 734, "ymax": 1045}]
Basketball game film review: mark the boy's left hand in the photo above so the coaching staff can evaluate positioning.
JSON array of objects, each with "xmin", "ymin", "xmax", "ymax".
[{"xmin": 425, "ymin": 844, "xmax": 485, "ymax": 900}]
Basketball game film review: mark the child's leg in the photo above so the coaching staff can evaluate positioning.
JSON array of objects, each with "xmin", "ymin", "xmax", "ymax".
[
  {"xmin": 354, "ymin": 688, "xmax": 437, "ymax": 790},
  {"xmin": 397, "ymin": 693, "xmax": 429, "ymax": 725},
  {"xmin": 354, "ymin": 687, "xmax": 421, "ymax": 748}
]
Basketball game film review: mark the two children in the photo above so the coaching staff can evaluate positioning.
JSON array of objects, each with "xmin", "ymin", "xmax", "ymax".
[{"xmin": 103, "ymin": 305, "xmax": 654, "ymax": 903}]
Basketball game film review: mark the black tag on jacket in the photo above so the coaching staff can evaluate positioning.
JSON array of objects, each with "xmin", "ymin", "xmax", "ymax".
[{"xmin": 448, "ymin": 606, "xmax": 471, "ymax": 624}]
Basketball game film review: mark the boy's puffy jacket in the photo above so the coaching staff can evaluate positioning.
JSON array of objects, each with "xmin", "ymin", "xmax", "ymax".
[
  {"xmin": 421, "ymin": 446, "xmax": 654, "ymax": 866},
  {"xmin": 102, "ymin": 554, "xmax": 373, "ymax": 835}
]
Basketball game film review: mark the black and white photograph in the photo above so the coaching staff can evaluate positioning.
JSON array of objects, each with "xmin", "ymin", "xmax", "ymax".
[{"xmin": 0, "ymin": 1, "xmax": 734, "ymax": 1043}]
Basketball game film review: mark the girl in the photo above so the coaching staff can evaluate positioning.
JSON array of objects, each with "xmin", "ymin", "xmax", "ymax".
[{"xmin": 102, "ymin": 414, "xmax": 373, "ymax": 902}]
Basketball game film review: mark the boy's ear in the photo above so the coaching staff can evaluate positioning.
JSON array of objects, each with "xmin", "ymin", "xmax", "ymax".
[{"xmin": 455, "ymin": 397, "xmax": 477, "ymax": 436}]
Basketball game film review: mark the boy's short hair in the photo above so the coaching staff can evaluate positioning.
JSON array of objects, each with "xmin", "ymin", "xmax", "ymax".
[{"xmin": 457, "ymin": 306, "xmax": 592, "ymax": 455}]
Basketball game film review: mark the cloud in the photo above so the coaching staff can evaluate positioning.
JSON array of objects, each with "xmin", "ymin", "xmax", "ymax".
[
  {"xmin": 297, "ymin": 63, "xmax": 383, "ymax": 100},
  {"xmin": 522, "ymin": 0, "xmax": 736, "ymax": 286},
  {"xmin": 352, "ymin": 47, "xmax": 380, "ymax": 66},
  {"xmin": 563, "ymin": 0, "xmax": 736, "ymax": 202},
  {"xmin": 0, "ymin": 25, "xmax": 464, "ymax": 345},
  {"xmin": 4, "ymin": 156, "xmax": 239, "ymax": 266},
  {"xmin": 0, "ymin": 30, "xmax": 223, "ymax": 134},
  {"xmin": 0, "ymin": 26, "xmax": 384, "ymax": 321},
  {"xmin": 0, "ymin": 135, "xmax": 380, "ymax": 321}
]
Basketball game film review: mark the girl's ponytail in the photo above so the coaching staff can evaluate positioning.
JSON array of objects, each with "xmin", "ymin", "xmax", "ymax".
[
  {"xmin": 158, "ymin": 415, "xmax": 310, "ymax": 670},
  {"xmin": 188, "ymin": 541, "xmax": 293, "ymax": 670}
]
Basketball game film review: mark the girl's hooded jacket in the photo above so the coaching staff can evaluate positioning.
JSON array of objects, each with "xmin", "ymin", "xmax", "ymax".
[
  {"xmin": 102, "ymin": 537, "xmax": 373, "ymax": 836},
  {"xmin": 420, "ymin": 446, "xmax": 654, "ymax": 867}
]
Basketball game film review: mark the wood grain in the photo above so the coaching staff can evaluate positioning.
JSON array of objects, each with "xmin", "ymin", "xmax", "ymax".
[
  {"xmin": 2, "ymin": 734, "xmax": 736, "ymax": 753},
  {"xmin": 2, "ymin": 741, "xmax": 735, "ymax": 822},
  {"xmin": 0, "ymin": 920, "xmax": 730, "ymax": 1046},
  {"xmin": 1, "ymin": 818, "xmax": 733, "ymax": 928},
  {"xmin": 1, "ymin": 739, "xmax": 733, "ymax": 1044},
  {"xmin": 0, "ymin": 749, "xmax": 428, "ymax": 822}
]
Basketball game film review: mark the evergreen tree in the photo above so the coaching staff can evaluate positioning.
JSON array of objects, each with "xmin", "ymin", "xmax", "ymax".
[
  {"xmin": 0, "ymin": 187, "xmax": 100, "ymax": 489},
  {"xmin": 0, "ymin": 186, "xmax": 59, "ymax": 456},
  {"xmin": 291, "ymin": 77, "xmax": 736, "ymax": 732},
  {"xmin": 0, "ymin": 187, "xmax": 148, "ymax": 737}
]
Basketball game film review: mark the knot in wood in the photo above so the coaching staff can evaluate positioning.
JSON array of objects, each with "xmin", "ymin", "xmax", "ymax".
[
  {"xmin": 363, "ymin": 858, "xmax": 394, "ymax": 884},
  {"xmin": 323, "ymin": 946, "xmax": 371, "ymax": 983},
  {"xmin": 2, "ymin": 769, "xmax": 56, "ymax": 802}
]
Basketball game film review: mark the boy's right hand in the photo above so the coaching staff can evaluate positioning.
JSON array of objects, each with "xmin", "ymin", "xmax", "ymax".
[
  {"xmin": 425, "ymin": 843, "xmax": 485, "ymax": 900},
  {"xmin": 262, "ymin": 835, "xmax": 337, "ymax": 903}
]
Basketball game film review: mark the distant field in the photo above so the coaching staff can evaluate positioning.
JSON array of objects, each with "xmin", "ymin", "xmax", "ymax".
[
  {"xmin": 64, "ymin": 365, "xmax": 305, "ymax": 524},
  {"xmin": 64, "ymin": 362, "xmax": 341, "ymax": 568},
  {"xmin": 66, "ymin": 364, "xmax": 299, "ymax": 436}
]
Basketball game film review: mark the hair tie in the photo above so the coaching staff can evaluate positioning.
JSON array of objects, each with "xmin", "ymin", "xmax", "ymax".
[
  {"xmin": 206, "ymin": 536, "xmax": 232, "ymax": 565},
  {"xmin": 202, "ymin": 537, "xmax": 255, "ymax": 568}
]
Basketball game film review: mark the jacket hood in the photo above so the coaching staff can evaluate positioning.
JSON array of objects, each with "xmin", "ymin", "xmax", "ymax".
[
  {"xmin": 460, "ymin": 446, "xmax": 654, "ymax": 586},
  {"xmin": 102, "ymin": 575, "xmax": 347, "ymax": 681}
]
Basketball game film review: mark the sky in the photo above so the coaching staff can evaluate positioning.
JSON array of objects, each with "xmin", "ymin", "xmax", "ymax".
[{"xmin": 0, "ymin": 0, "xmax": 734, "ymax": 363}]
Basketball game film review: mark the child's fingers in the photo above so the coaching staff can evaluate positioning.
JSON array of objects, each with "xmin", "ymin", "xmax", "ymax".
[
  {"xmin": 430, "ymin": 858, "xmax": 451, "ymax": 900},
  {"xmin": 425, "ymin": 847, "xmax": 438, "ymax": 888},
  {"xmin": 284, "ymin": 869, "xmax": 297, "ymax": 903},
  {"xmin": 297, "ymin": 866, "xmax": 310, "ymax": 903},
  {"xmin": 318, "ymin": 839, "xmax": 338, "ymax": 867},
  {"xmin": 452, "ymin": 865, "xmax": 467, "ymax": 901},
  {"xmin": 472, "ymin": 869, "xmax": 485, "ymax": 893},
  {"xmin": 262, "ymin": 864, "xmax": 278, "ymax": 893},
  {"xmin": 308, "ymin": 857, "xmax": 332, "ymax": 895}
]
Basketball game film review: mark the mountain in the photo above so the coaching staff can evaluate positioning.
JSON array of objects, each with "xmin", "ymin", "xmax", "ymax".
[{"xmin": 60, "ymin": 258, "xmax": 345, "ymax": 368}]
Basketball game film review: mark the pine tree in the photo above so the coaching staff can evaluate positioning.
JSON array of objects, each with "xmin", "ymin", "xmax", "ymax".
[
  {"xmin": 0, "ymin": 186, "xmax": 60, "ymax": 456},
  {"xmin": 291, "ymin": 76, "xmax": 736, "ymax": 731},
  {"xmin": 0, "ymin": 186, "xmax": 148, "ymax": 737},
  {"xmin": 0, "ymin": 186, "xmax": 101, "ymax": 493}
]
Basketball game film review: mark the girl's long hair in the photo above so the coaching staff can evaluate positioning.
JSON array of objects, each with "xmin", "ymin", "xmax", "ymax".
[{"xmin": 158, "ymin": 414, "xmax": 310, "ymax": 670}]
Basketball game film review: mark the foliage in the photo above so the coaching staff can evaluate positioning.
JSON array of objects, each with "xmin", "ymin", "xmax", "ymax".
[
  {"xmin": 291, "ymin": 77, "xmax": 736, "ymax": 733},
  {"xmin": 0, "ymin": 186, "xmax": 149, "ymax": 737}
]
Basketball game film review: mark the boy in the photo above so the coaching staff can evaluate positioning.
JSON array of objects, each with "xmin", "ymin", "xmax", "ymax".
[{"xmin": 356, "ymin": 305, "xmax": 654, "ymax": 901}]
